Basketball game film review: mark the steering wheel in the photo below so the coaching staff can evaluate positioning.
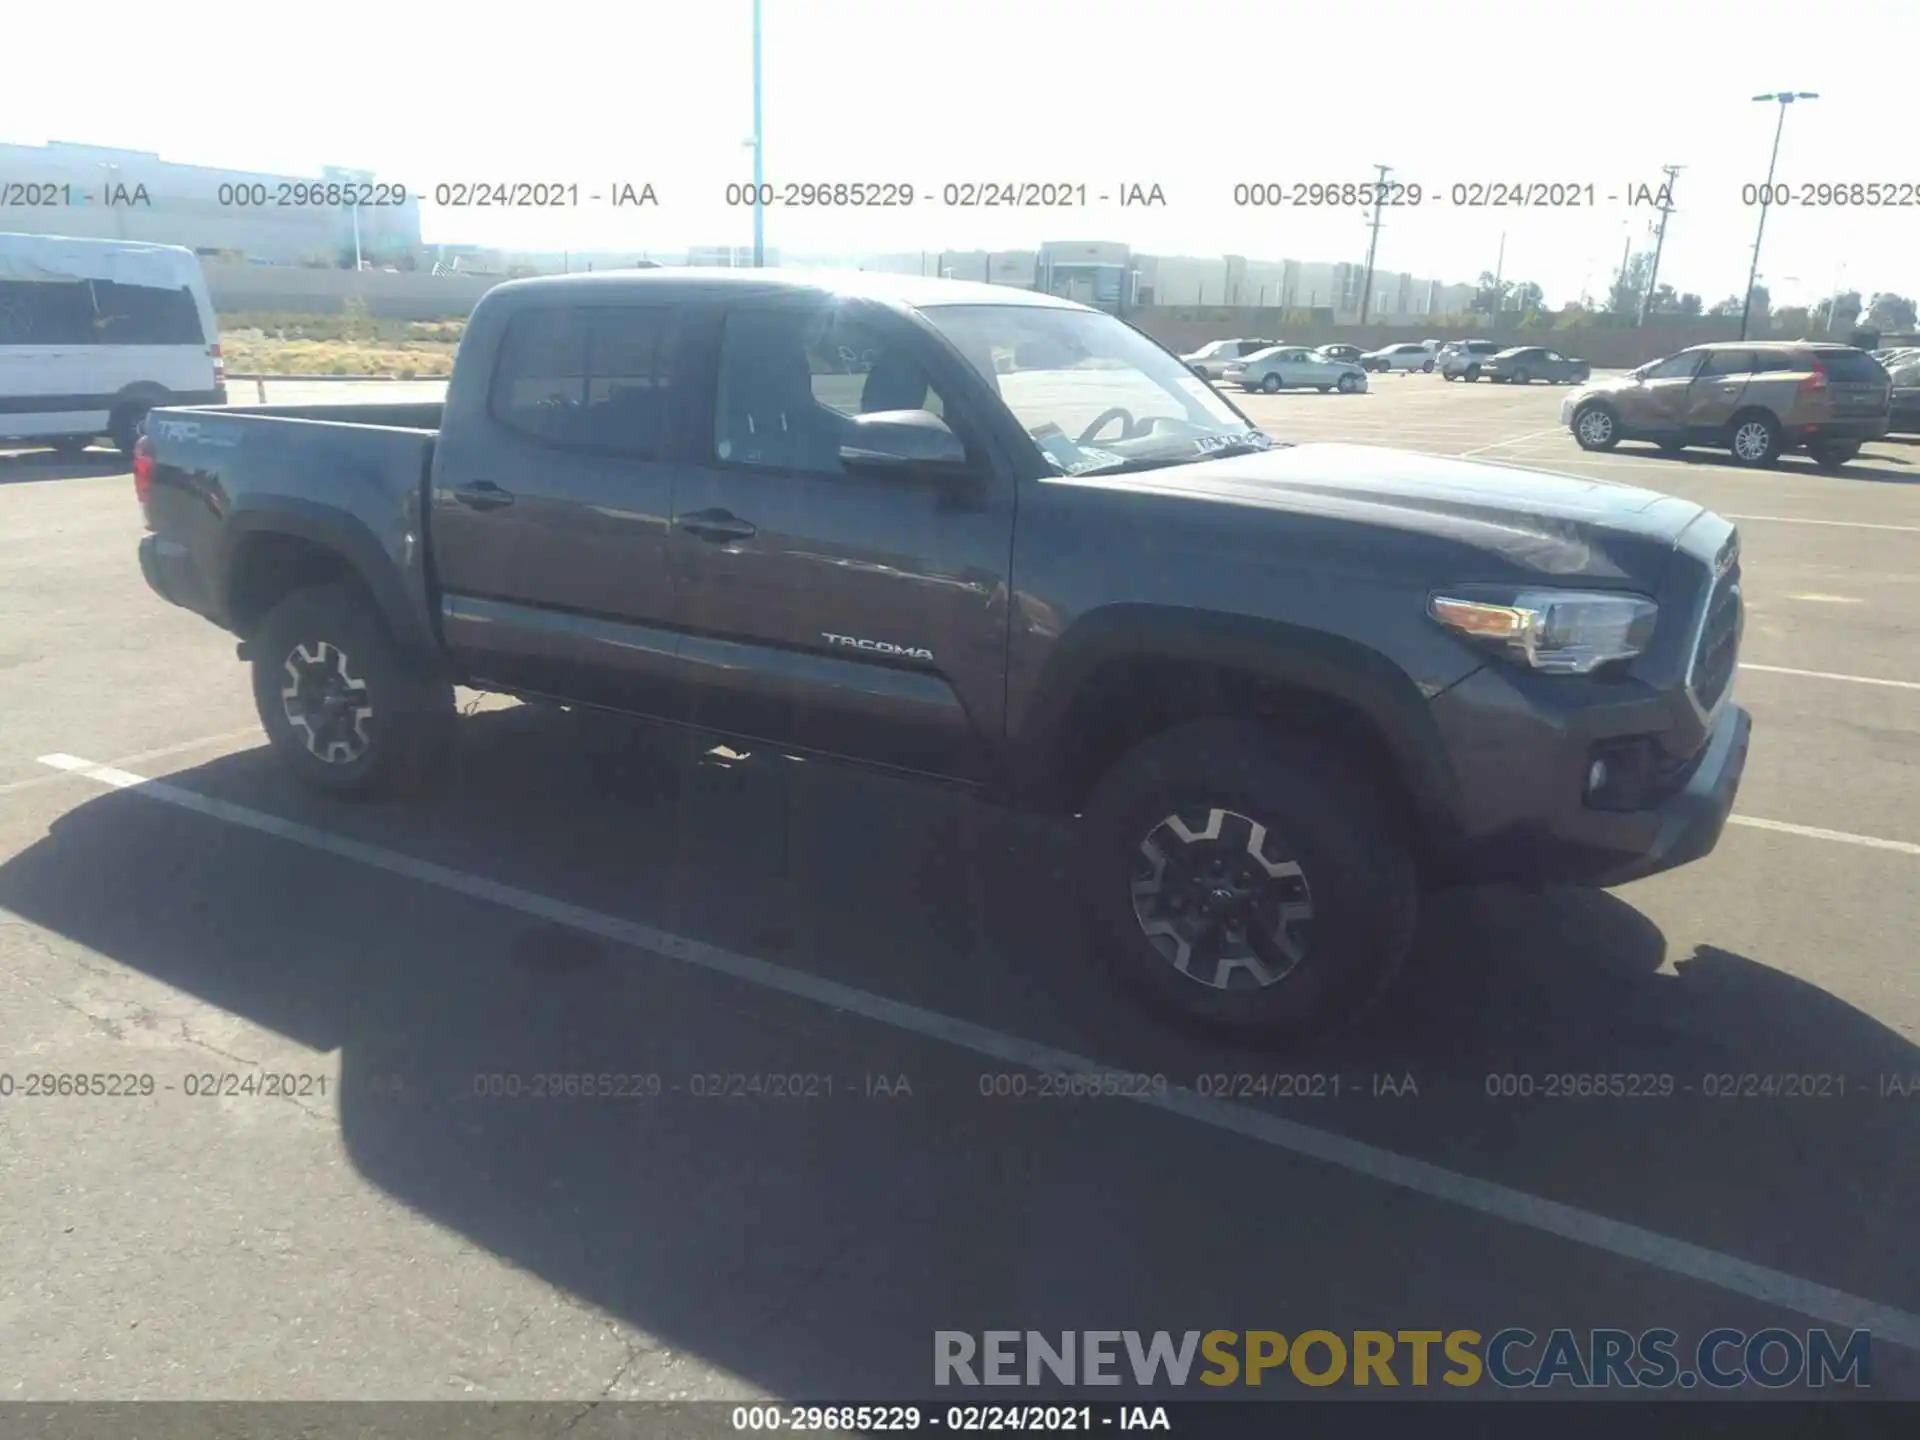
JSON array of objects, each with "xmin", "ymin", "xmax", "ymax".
[{"xmin": 1078, "ymin": 407, "xmax": 1138, "ymax": 444}]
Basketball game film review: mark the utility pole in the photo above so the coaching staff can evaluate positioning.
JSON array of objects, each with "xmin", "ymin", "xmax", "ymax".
[
  {"xmin": 1637, "ymin": 165, "xmax": 1683, "ymax": 325},
  {"xmin": 1614, "ymin": 232, "xmax": 1633, "ymax": 311},
  {"xmin": 1358, "ymin": 163, "xmax": 1390, "ymax": 324},
  {"xmin": 1742, "ymin": 92, "xmax": 1817, "ymax": 340}
]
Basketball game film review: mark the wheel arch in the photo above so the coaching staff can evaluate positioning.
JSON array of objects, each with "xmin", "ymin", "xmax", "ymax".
[
  {"xmin": 220, "ymin": 502, "xmax": 437, "ymax": 659},
  {"xmin": 1008, "ymin": 606, "xmax": 1465, "ymax": 852}
]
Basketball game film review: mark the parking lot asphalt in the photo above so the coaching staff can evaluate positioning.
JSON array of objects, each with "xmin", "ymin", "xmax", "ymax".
[{"xmin": 2, "ymin": 376, "xmax": 1917, "ymax": 1406}]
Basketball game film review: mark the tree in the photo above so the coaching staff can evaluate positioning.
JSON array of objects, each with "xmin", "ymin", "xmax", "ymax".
[
  {"xmin": 1510, "ymin": 280, "xmax": 1545, "ymax": 313},
  {"xmin": 1604, "ymin": 252, "xmax": 1655, "ymax": 315},
  {"xmin": 1708, "ymin": 285, "xmax": 1768, "ymax": 321},
  {"xmin": 1772, "ymin": 305, "xmax": 1812, "ymax": 336},
  {"xmin": 1470, "ymin": 270, "xmax": 1511, "ymax": 315},
  {"xmin": 1675, "ymin": 292, "xmax": 1703, "ymax": 317},
  {"xmin": 1811, "ymin": 290, "xmax": 1862, "ymax": 332},
  {"xmin": 1865, "ymin": 292, "xmax": 1917, "ymax": 331},
  {"xmin": 1708, "ymin": 295, "xmax": 1742, "ymax": 317}
]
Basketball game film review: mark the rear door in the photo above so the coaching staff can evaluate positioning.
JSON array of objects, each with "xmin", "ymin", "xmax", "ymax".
[
  {"xmin": 666, "ymin": 296, "xmax": 1015, "ymax": 779},
  {"xmin": 0, "ymin": 277, "xmax": 101, "ymax": 440},
  {"xmin": 430, "ymin": 301, "xmax": 692, "ymax": 715}
]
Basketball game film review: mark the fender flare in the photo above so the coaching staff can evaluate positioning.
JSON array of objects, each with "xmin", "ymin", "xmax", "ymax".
[
  {"xmin": 1011, "ymin": 605, "xmax": 1465, "ymax": 833},
  {"xmin": 219, "ymin": 499, "xmax": 438, "ymax": 657}
]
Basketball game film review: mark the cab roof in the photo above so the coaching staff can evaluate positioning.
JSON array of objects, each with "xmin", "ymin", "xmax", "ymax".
[{"xmin": 487, "ymin": 266, "xmax": 1091, "ymax": 313}]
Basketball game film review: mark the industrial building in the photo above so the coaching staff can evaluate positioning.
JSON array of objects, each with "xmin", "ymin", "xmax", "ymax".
[{"xmin": 0, "ymin": 141, "xmax": 422, "ymax": 267}]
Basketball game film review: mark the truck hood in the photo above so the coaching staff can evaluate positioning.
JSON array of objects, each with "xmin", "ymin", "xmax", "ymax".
[{"xmin": 1077, "ymin": 442, "xmax": 1705, "ymax": 582}]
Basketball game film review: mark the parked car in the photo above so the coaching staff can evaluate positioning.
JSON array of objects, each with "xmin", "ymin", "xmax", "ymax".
[
  {"xmin": 1361, "ymin": 342, "xmax": 1434, "ymax": 374},
  {"xmin": 1315, "ymin": 344, "xmax": 1364, "ymax": 365},
  {"xmin": 1476, "ymin": 346, "xmax": 1591, "ymax": 385},
  {"xmin": 1225, "ymin": 345, "xmax": 1369, "ymax": 394},
  {"xmin": 1182, "ymin": 337, "xmax": 1282, "ymax": 379},
  {"xmin": 0, "ymin": 231, "xmax": 226, "ymax": 455},
  {"xmin": 135, "ymin": 268, "xmax": 1751, "ymax": 1043},
  {"xmin": 1564, "ymin": 341, "xmax": 1890, "ymax": 468},
  {"xmin": 1439, "ymin": 340, "xmax": 1504, "ymax": 380},
  {"xmin": 1887, "ymin": 384, "xmax": 1920, "ymax": 437}
]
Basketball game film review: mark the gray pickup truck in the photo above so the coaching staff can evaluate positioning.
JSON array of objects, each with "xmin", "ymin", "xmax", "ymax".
[{"xmin": 135, "ymin": 269, "xmax": 1751, "ymax": 1042}]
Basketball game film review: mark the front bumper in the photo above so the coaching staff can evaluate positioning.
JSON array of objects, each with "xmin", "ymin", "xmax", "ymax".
[{"xmin": 1427, "ymin": 650, "xmax": 1752, "ymax": 888}]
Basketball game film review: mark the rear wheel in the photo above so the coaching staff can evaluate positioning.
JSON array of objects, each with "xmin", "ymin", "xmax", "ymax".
[
  {"xmin": 1421, "ymin": 359, "xmax": 1434, "ymax": 373},
  {"xmin": 1807, "ymin": 439, "xmax": 1861, "ymax": 469},
  {"xmin": 1078, "ymin": 719, "xmax": 1417, "ymax": 1044},
  {"xmin": 251, "ymin": 580, "xmax": 455, "ymax": 798},
  {"xmin": 1510, "ymin": 367, "xmax": 1531, "ymax": 385},
  {"xmin": 109, "ymin": 404, "xmax": 150, "ymax": 458},
  {"xmin": 50, "ymin": 436, "xmax": 93, "ymax": 457},
  {"xmin": 1464, "ymin": 365, "xmax": 1481, "ymax": 382},
  {"xmin": 1727, "ymin": 412, "xmax": 1783, "ymax": 468},
  {"xmin": 1573, "ymin": 402, "xmax": 1621, "ymax": 451}
]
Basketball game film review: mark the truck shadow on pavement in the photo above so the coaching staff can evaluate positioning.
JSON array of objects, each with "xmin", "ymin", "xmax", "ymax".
[
  {"xmin": 1, "ymin": 705, "xmax": 1916, "ymax": 1398},
  {"xmin": 0, "ymin": 447, "xmax": 126, "ymax": 486}
]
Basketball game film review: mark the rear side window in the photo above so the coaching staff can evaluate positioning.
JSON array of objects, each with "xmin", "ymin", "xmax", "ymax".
[
  {"xmin": 1749, "ymin": 353, "xmax": 1799, "ymax": 374},
  {"xmin": 0, "ymin": 279, "xmax": 96, "ymax": 345},
  {"xmin": 1818, "ymin": 349, "xmax": 1890, "ymax": 383},
  {"xmin": 489, "ymin": 306, "xmax": 680, "ymax": 457},
  {"xmin": 89, "ymin": 281, "xmax": 206, "ymax": 344}
]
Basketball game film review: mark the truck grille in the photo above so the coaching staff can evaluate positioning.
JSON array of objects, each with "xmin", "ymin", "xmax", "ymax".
[{"xmin": 1689, "ymin": 560, "xmax": 1742, "ymax": 714}]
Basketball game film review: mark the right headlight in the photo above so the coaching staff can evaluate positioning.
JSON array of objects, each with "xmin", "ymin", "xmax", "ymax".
[{"xmin": 1429, "ymin": 587, "xmax": 1658, "ymax": 674}]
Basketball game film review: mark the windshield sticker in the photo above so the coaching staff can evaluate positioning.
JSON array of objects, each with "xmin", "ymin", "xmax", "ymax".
[
  {"xmin": 1193, "ymin": 430, "xmax": 1270, "ymax": 455},
  {"xmin": 1064, "ymin": 448, "xmax": 1125, "ymax": 474}
]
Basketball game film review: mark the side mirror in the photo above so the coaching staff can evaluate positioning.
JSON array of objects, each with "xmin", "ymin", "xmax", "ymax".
[{"xmin": 839, "ymin": 410, "xmax": 970, "ymax": 472}]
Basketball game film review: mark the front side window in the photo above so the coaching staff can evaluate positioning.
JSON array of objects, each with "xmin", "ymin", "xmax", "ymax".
[
  {"xmin": 713, "ymin": 302, "xmax": 950, "ymax": 475},
  {"xmin": 0, "ymin": 279, "xmax": 97, "ymax": 345},
  {"xmin": 920, "ymin": 302, "xmax": 1270, "ymax": 477},
  {"xmin": 489, "ymin": 305, "xmax": 680, "ymax": 456},
  {"xmin": 1645, "ymin": 350, "xmax": 1706, "ymax": 381}
]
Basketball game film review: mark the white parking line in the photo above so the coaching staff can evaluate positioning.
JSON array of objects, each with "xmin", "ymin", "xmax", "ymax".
[
  {"xmin": 1455, "ymin": 427, "xmax": 1567, "ymax": 457},
  {"xmin": 0, "ymin": 729, "xmax": 259, "ymax": 799},
  {"xmin": 1742, "ymin": 663, "xmax": 1920, "ymax": 691},
  {"xmin": 1723, "ymin": 514, "xmax": 1920, "ymax": 535},
  {"xmin": 1728, "ymin": 815, "xmax": 1920, "ymax": 856},
  {"xmin": 33, "ymin": 749, "xmax": 1920, "ymax": 1350}
]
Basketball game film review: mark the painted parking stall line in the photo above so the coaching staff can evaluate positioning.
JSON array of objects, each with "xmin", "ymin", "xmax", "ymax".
[{"xmin": 34, "ymin": 750, "xmax": 1920, "ymax": 1352}]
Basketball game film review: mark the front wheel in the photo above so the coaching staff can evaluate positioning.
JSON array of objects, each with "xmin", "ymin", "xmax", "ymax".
[
  {"xmin": 1421, "ymin": 360, "xmax": 1434, "ymax": 373},
  {"xmin": 1260, "ymin": 373, "xmax": 1283, "ymax": 393},
  {"xmin": 1510, "ymin": 368, "xmax": 1530, "ymax": 385},
  {"xmin": 1078, "ymin": 720, "xmax": 1417, "ymax": 1044},
  {"xmin": 1336, "ymin": 373, "xmax": 1361, "ymax": 394},
  {"xmin": 1573, "ymin": 402, "xmax": 1621, "ymax": 451},
  {"xmin": 251, "ymin": 580, "xmax": 455, "ymax": 798}
]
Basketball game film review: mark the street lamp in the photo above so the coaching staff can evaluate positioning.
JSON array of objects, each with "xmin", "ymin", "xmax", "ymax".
[{"xmin": 1740, "ymin": 91, "xmax": 1818, "ymax": 341}]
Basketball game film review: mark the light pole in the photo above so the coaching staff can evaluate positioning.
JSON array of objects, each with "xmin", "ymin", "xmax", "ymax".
[
  {"xmin": 748, "ymin": 0, "xmax": 765, "ymax": 268},
  {"xmin": 1740, "ymin": 91, "xmax": 1817, "ymax": 341}
]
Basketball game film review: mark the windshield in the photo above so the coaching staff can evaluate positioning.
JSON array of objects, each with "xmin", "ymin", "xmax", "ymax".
[{"xmin": 921, "ymin": 304, "xmax": 1273, "ymax": 476}]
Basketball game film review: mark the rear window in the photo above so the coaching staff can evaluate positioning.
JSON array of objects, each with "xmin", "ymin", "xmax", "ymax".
[
  {"xmin": 489, "ymin": 306, "xmax": 681, "ymax": 457},
  {"xmin": 1816, "ymin": 349, "xmax": 1889, "ymax": 384}
]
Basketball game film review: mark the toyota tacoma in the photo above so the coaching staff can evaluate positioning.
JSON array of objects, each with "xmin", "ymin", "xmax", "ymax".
[{"xmin": 134, "ymin": 270, "xmax": 1751, "ymax": 1042}]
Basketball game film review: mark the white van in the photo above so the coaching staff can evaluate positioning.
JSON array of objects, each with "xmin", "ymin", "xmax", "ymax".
[{"xmin": 0, "ymin": 233, "xmax": 225, "ymax": 456}]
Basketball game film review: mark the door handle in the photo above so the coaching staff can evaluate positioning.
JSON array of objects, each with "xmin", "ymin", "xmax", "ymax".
[
  {"xmin": 677, "ymin": 508, "xmax": 758, "ymax": 543},
  {"xmin": 453, "ymin": 480, "xmax": 515, "ymax": 511}
]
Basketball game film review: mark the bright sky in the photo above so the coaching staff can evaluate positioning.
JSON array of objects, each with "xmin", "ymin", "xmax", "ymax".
[{"xmin": 8, "ymin": 0, "xmax": 1918, "ymax": 307}]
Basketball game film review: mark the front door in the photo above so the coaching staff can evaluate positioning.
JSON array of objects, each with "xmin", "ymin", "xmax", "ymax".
[
  {"xmin": 1622, "ymin": 348, "xmax": 1708, "ymax": 436},
  {"xmin": 667, "ymin": 298, "xmax": 1016, "ymax": 780}
]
